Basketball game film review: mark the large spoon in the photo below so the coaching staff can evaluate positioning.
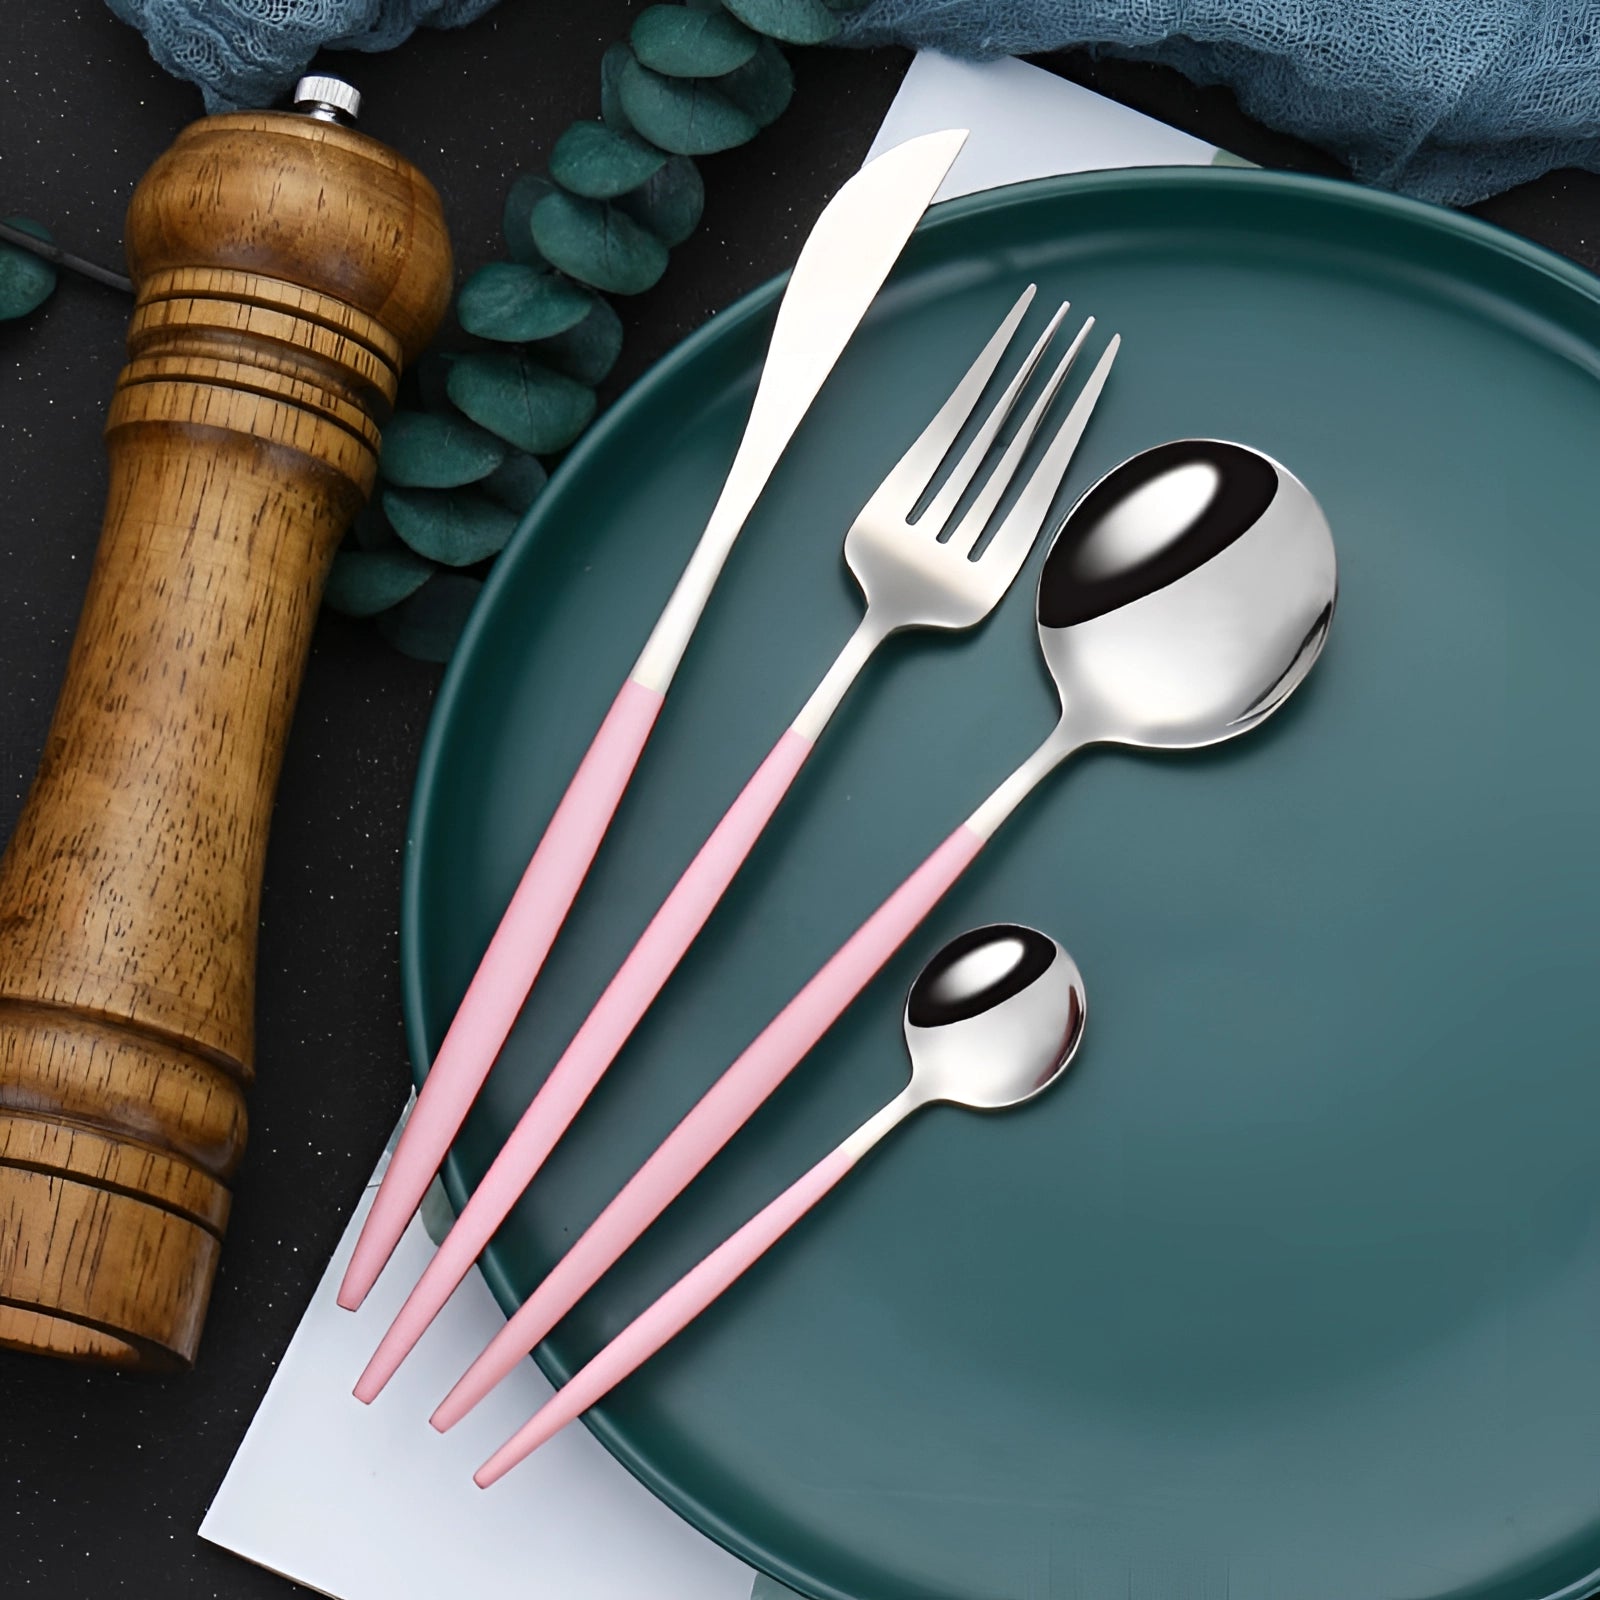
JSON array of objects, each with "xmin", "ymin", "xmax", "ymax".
[
  {"xmin": 431, "ymin": 438, "xmax": 1338, "ymax": 1432},
  {"xmin": 473, "ymin": 924, "xmax": 1087, "ymax": 1484}
]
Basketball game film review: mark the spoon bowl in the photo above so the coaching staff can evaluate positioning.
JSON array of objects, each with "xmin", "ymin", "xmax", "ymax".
[
  {"xmin": 901, "ymin": 924, "xmax": 1086, "ymax": 1112},
  {"xmin": 1038, "ymin": 440, "xmax": 1337, "ymax": 751}
]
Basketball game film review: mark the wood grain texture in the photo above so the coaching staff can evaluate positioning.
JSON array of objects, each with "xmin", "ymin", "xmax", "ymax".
[{"xmin": 0, "ymin": 110, "xmax": 451, "ymax": 1370}]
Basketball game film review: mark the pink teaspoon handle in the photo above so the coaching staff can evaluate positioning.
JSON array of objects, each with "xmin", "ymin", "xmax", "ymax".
[
  {"xmin": 339, "ymin": 677, "xmax": 664, "ymax": 1312},
  {"xmin": 429, "ymin": 823, "xmax": 985, "ymax": 1429},
  {"xmin": 354, "ymin": 725, "xmax": 820, "ymax": 1397},
  {"xmin": 474, "ymin": 1142, "xmax": 859, "ymax": 1485}
]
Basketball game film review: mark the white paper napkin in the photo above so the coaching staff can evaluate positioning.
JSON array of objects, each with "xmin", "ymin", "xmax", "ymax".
[
  {"xmin": 866, "ymin": 52, "xmax": 1223, "ymax": 197},
  {"xmin": 202, "ymin": 1120, "xmax": 753, "ymax": 1599}
]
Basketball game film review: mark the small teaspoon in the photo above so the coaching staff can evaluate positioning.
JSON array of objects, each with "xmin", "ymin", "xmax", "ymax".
[{"xmin": 472, "ymin": 924, "xmax": 1086, "ymax": 1486}]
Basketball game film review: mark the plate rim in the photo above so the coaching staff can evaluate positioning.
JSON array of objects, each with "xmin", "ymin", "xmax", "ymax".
[{"xmin": 401, "ymin": 164, "xmax": 1600, "ymax": 1600}]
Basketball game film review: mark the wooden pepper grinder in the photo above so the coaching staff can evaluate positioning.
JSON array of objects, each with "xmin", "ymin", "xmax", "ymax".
[{"xmin": 0, "ymin": 77, "xmax": 452, "ymax": 1370}]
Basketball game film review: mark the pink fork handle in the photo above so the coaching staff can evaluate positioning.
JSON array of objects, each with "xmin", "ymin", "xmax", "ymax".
[
  {"xmin": 338, "ymin": 677, "xmax": 666, "ymax": 1313},
  {"xmin": 354, "ymin": 727, "xmax": 817, "ymax": 1399},
  {"xmin": 474, "ymin": 1143, "xmax": 858, "ymax": 1485},
  {"xmin": 431, "ymin": 822, "xmax": 985, "ymax": 1430}
]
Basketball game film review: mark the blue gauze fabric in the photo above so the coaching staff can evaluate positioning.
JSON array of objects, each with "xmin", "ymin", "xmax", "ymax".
[
  {"xmin": 839, "ymin": 1, "xmax": 1600, "ymax": 205},
  {"xmin": 106, "ymin": 1, "xmax": 1600, "ymax": 205},
  {"xmin": 105, "ymin": 0, "xmax": 501, "ymax": 113}
]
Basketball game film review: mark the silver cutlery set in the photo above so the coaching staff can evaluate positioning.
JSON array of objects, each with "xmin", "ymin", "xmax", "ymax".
[{"xmin": 338, "ymin": 128, "xmax": 1339, "ymax": 1485}]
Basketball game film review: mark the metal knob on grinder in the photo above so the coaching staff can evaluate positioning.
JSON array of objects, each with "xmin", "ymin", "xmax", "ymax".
[
  {"xmin": 294, "ymin": 74, "xmax": 363, "ymax": 123},
  {"xmin": 0, "ymin": 83, "xmax": 452, "ymax": 1370}
]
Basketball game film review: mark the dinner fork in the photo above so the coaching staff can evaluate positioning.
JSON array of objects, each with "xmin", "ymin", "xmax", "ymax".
[{"xmin": 355, "ymin": 290, "xmax": 1120, "ymax": 1403}]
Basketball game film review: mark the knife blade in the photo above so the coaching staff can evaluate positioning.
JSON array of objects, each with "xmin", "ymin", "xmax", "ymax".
[{"xmin": 632, "ymin": 125, "xmax": 970, "ymax": 689}]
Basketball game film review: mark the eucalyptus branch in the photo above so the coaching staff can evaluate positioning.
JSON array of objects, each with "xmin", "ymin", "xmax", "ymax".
[{"xmin": 327, "ymin": 0, "xmax": 862, "ymax": 661}]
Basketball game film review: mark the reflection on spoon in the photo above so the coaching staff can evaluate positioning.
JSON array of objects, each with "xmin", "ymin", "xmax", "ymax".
[{"xmin": 472, "ymin": 925, "xmax": 1086, "ymax": 1484}]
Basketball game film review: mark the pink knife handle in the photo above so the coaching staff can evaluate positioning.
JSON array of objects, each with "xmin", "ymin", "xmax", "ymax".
[
  {"xmin": 474, "ymin": 1142, "xmax": 858, "ymax": 1484},
  {"xmin": 355, "ymin": 726, "xmax": 817, "ymax": 1399},
  {"xmin": 430, "ymin": 822, "xmax": 985, "ymax": 1429},
  {"xmin": 338, "ymin": 677, "xmax": 666, "ymax": 1313}
]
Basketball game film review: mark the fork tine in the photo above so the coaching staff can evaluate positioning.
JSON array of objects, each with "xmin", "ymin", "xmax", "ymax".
[
  {"xmin": 914, "ymin": 300, "xmax": 1073, "ymax": 535},
  {"xmin": 858, "ymin": 284, "xmax": 1036, "ymax": 521},
  {"xmin": 976, "ymin": 332, "xmax": 1122, "ymax": 573},
  {"xmin": 944, "ymin": 314, "xmax": 1094, "ymax": 558}
]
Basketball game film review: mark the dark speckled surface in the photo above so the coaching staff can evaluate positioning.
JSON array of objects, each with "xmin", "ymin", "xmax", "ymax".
[{"xmin": 0, "ymin": 5, "xmax": 1595, "ymax": 1595}]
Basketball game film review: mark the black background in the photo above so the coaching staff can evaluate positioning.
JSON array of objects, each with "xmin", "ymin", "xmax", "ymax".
[{"xmin": 2, "ymin": 6, "xmax": 1596, "ymax": 1595}]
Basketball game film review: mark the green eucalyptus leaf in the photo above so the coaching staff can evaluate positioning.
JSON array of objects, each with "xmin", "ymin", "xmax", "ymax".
[
  {"xmin": 447, "ymin": 349, "xmax": 597, "ymax": 453},
  {"xmin": 717, "ymin": 37, "xmax": 794, "ymax": 127},
  {"xmin": 550, "ymin": 121, "xmax": 667, "ymax": 200},
  {"xmin": 631, "ymin": 5, "xmax": 758, "ymax": 77},
  {"xmin": 379, "ymin": 410, "xmax": 506, "ymax": 488},
  {"xmin": 324, "ymin": 546, "xmax": 433, "ymax": 617},
  {"xmin": 0, "ymin": 217, "xmax": 57, "ymax": 321},
  {"xmin": 502, "ymin": 173, "xmax": 555, "ymax": 266},
  {"xmin": 530, "ymin": 295, "xmax": 624, "ymax": 386},
  {"xmin": 723, "ymin": 0, "xmax": 840, "ymax": 41},
  {"xmin": 376, "ymin": 572, "xmax": 483, "ymax": 662},
  {"xmin": 530, "ymin": 190, "xmax": 669, "ymax": 295},
  {"xmin": 481, "ymin": 451, "xmax": 549, "ymax": 514},
  {"xmin": 457, "ymin": 261, "xmax": 594, "ymax": 342},
  {"xmin": 615, "ymin": 155, "xmax": 704, "ymax": 249},
  {"xmin": 600, "ymin": 41, "xmax": 636, "ymax": 133},
  {"xmin": 618, "ymin": 56, "xmax": 758, "ymax": 156},
  {"xmin": 383, "ymin": 486, "xmax": 519, "ymax": 567}
]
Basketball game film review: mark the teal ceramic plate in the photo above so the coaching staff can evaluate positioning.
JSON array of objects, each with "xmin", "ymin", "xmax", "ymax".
[{"xmin": 405, "ymin": 170, "xmax": 1600, "ymax": 1600}]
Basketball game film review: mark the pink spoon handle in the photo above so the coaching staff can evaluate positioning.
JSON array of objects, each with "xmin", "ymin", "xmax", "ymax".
[
  {"xmin": 430, "ymin": 822, "xmax": 985, "ymax": 1429},
  {"xmin": 339, "ymin": 677, "xmax": 665, "ymax": 1312},
  {"xmin": 474, "ymin": 1142, "xmax": 858, "ymax": 1485},
  {"xmin": 354, "ymin": 727, "xmax": 818, "ymax": 1398}
]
